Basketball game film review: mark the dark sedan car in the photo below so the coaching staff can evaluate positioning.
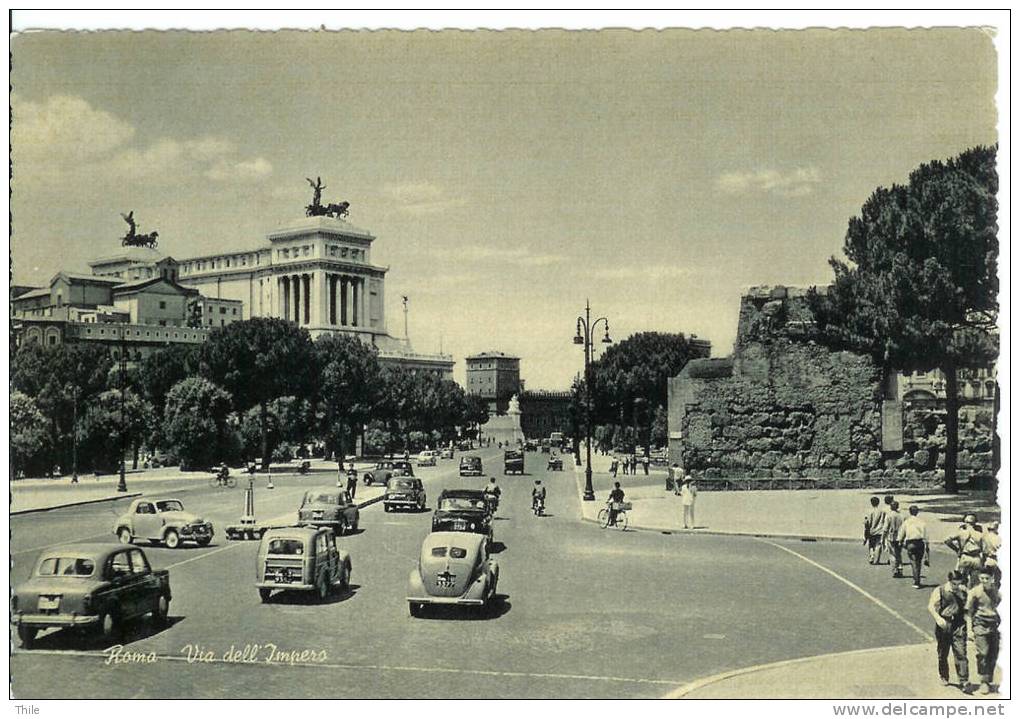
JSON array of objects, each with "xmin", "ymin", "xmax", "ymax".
[
  {"xmin": 431, "ymin": 489, "xmax": 493, "ymax": 547},
  {"xmin": 459, "ymin": 455, "xmax": 483, "ymax": 477}
]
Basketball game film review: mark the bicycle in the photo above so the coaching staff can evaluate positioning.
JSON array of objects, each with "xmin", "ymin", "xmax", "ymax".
[
  {"xmin": 209, "ymin": 471, "xmax": 237, "ymax": 489},
  {"xmin": 597, "ymin": 502, "xmax": 629, "ymax": 530}
]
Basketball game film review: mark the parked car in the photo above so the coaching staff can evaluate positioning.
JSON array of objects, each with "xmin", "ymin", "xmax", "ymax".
[
  {"xmin": 384, "ymin": 476, "xmax": 427, "ymax": 512},
  {"xmin": 432, "ymin": 489, "xmax": 493, "ymax": 547},
  {"xmin": 417, "ymin": 451, "xmax": 437, "ymax": 467},
  {"xmin": 440, "ymin": 447, "xmax": 455, "ymax": 460},
  {"xmin": 406, "ymin": 531, "xmax": 499, "ymax": 617},
  {"xmin": 256, "ymin": 526, "xmax": 351, "ymax": 603},
  {"xmin": 547, "ymin": 455, "xmax": 564, "ymax": 471},
  {"xmin": 297, "ymin": 489, "xmax": 360, "ymax": 535},
  {"xmin": 114, "ymin": 498, "xmax": 214, "ymax": 549},
  {"xmin": 364, "ymin": 460, "xmax": 415, "ymax": 486},
  {"xmin": 459, "ymin": 455, "xmax": 483, "ymax": 477},
  {"xmin": 503, "ymin": 449, "xmax": 525, "ymax": 475},
  {"xmin": 12, "ymin": 543, "xmax": 171, "ymax": 648}
]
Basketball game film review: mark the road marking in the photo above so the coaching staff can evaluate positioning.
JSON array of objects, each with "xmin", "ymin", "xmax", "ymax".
[
  {"xmin": 164, "ymin": 542, "xmax": 243, "ymax": 570},
  {"xmin": 11, "ymin": 533, "xmax": 112, "ymax": 556},
  {"xmin": 755, "ymin": 539, "xmax": 930, "ymax": 641},
  {"xmin": 661, "ymin": 642, "xmax": 929, "ymax": 698},
  {"xmin": 14, "ymin": 648, "xmax": 684, "ymax": 687}
]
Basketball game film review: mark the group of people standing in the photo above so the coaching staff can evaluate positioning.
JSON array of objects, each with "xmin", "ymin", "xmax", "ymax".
[
  {"xmin": 609, "ymin": 454, "xmax": 650, "ymax": 476},
  {"xmin": 864, "ymin": 495, "xmax": 1002, "ymax": 695}
]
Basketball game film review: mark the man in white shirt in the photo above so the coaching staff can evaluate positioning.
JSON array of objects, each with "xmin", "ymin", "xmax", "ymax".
[{"xmin": 897, "ymin": 505, "xmax": 929, "ymax": 588}]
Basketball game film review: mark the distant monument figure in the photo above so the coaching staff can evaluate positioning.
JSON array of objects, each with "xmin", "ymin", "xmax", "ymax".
[
  {"xmin": 120, "ymin": 211, "xmax": 159, "ymax": 249},
  {"xmin": 305, "ymin": 177, "xmax": 350, "ymax": 219},
  {"xmin": 508, "ymin": 394, "xmax": 521, "ymax": 415},
  {"xmin": 481, "ymin": 394, "xmax": 525, "ymax": 446}
]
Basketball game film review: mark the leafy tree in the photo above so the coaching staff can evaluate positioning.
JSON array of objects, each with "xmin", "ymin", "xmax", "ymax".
[
  {"xmin": 10, "ymin": 391, "xmax": 52, "ymax": 477},
  {"xmin": 138, "ymin": 344, "xmax": 201, "ymax": 447},
  {"xmin": 314, "ymin": 334, "xmax": 383, "ymax": 462},
  {"xmin": 650, "ymin": 405, "xmax": 669, "ymax": 448},
  {"xmin": 199, "ymin": 318, "xmax": 315, "ymax": 469},
  {"xmin": 11, "ymin": 343, "xmax": 113, "ymax": 472},
  {"xmin": 162, "ymin": 377, "xmax": 233, "ymax": 469},
  {"xmin": 77, "ymin": 388, "xmax": 153, "ymax": 472},
  {"xmin": 809, "ymin": 145, "xmax": 998, "ymax": 493},
  {"xmin": 185, "ymin": 299, "xmax": 204, "ymax": 328},
  {"xmin": 461, "ymin": 394, "xmax": 490, "ymax": 437}
]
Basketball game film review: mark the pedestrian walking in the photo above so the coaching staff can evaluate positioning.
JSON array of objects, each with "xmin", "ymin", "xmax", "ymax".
[
  {"xmin": 621, "ymin": 455, "xmax": 629, "ymax": 476},
  {"xmin": 927, "ymin": 570, "xmax": 970, "ymax": 690},
  {"xmin": 897, "ymin": 505, "xmax": 930, "ymax": 588},
  {"xmin": 679, "ymin": 476, "xmax": 697, "ymax": 529},
  {"xmin": 641, "ymin": 454, "xmax": 650, "ymax": 475},
  {"xmin": 667, "ymin": 463, "xmax": 678, "ymax": 492},
  {"xmin": 609, "ymin": 457, "xmax": 619, "ymax": 477},
  {"xmin": 884, "ymin": 501, "xmax": 905, "ymax": 578},
  {"xmin": 944, "ymin": 514, "xmax": 984, "ymax": 588},
  {"xmin": 863, "ymin": 496, "xmax": 887, "ymax": 565},
  {"xmin": 981, "ymin": 521, "xmax": 1001, "ymax": 584},
  {"xmin": 346, "ymin": 462, "xmax": 358, "ymax": 499},
  {"xmin": 966, "ymin": 565, "xmax": 1001, "ymax": 694}
]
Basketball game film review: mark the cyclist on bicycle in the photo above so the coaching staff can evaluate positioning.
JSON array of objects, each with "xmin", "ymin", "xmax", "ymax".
[
  {"xmin": 607, "ymin": 481, "xmax": 625, "ymax": 526},
  {"xmin": 532, "ymin": 479, "xmax": 547, "ymax": 513},
  {"xmin": 217, "ymin": 462, "xmax": 230, "ymax": 482}
]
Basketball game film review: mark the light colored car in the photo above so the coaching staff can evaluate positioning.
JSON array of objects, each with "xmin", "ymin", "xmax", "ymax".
[
  {"xmin": 406, "ymin": 531, "xmax": 499, "ymax": 617},
  {"xmin": 114, "ymin": 498, "xmax": 214, "ymax": 549},
  {"xmin": 256, "ymin": 526, "xmax": 351, "ymax": 603},
  {"xmin": 297, "ymin": 489, "xmax": 360, "ymax": 535},
  {"xmin": 12, "ymin": 543, "xmax": 171, "ymax": 648},
  {"xmin": 440, "ymin": 447, "xmax": 455, "ymax": 460},
  {"xmin": 417, "ymin": 451, "xmax": 437, "ymax": 467}
]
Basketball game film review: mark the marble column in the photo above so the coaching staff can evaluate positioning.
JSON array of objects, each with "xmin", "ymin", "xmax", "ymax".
[
  {"xmin": 292, "ymin": 274, "xmax": 300, "ymax": 324},
  {"xmin": 359, "ymin": 278, "xmax": 368, "ymax": 327},
  {"xmin": 328, "ymin": 275, "xmax": 336, "ymax": 325},
  {"xmin": 281, "ymin": 276, "xmax": 289, "ymax": 320},
  {"xmin": 351, "ymin": 276, "xmax": 359, "ymax": 327},
  {"xmin": 345, "ymin": 276, "xmax": 354, "ymax": 327},
  {"xmin": 314, "ymin": 271, "xmax": 326, "ymax": 327},
  {"xmin": 303, "ymin": 274, "xmax": 311, "ymax": 325}
]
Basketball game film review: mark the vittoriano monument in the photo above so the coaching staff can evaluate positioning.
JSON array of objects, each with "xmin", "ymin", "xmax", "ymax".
[
  {"xmin": 305, "ymin": 177, "xmax": 350, "ymax": 219},
  {"xmin": 120, "ymin": 211, "xmax": 159, "ymax": 248}
]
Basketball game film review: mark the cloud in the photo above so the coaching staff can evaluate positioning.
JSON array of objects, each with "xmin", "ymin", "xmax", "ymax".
[
  {"xmin": 13, "ymin": 94, "xmax": 136, "ymax": 162},
  {"xmin": 716, "ymin": 166, "xmax": 822, "ymax": 197},
  {"xmin": 381, "ymin": 182, "xmax": 465, "ymax": 215},
  {"xmin": 12, "ymin": 94, "xmax": 271, "ymax": 186}
]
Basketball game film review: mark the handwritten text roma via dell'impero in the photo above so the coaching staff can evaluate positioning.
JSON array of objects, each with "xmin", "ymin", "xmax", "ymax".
[{"xmin": 103, "ymin": 643, "xmax": 329, "ymax": 666}]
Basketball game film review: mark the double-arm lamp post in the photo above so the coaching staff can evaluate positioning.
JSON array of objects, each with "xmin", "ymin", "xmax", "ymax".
[{"xmin": 574, "ymin": 300, "xmax": 611, "ymax": 501}]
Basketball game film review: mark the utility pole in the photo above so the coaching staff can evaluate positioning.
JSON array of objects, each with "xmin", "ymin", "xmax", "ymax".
[{"xmin": 117, "ymin": 327, "xmax": 128, "ymax": 492}]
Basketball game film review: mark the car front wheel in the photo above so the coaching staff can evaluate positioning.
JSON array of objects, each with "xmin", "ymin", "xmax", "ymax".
[
  {"xmin": 17, "ymin": 625, "xmax": 37, "ymax": 649},
  {"xmin": 164, "ymin": 530, "xmax": 181, "ymax": 549},
  {"xmin": 316, "ymin": 574, "xmax": 329, "ymax": 602},
  {"xmin": 117, "ymin": 528, "xmax": 133, "ymax": 544},
  {"xmin": 99, "ymin": 612, "xmax": 120, "ymax": 643},
  {"xmin": 152, "ymin": 595, "xmax": 169, "ymax": 627}
]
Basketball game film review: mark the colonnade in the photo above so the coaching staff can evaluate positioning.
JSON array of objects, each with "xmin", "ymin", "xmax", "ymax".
[{"xmin": 276, "ymin": 272, "xmax": 368, "ymax": 327}]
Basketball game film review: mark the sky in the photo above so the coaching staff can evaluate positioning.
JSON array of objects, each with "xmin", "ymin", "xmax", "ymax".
[{"xmin": 9, "ymin": 20, "xmax": 1000, "ymax": 390}]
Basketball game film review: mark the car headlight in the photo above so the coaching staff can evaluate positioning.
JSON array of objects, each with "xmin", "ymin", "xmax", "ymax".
[{"xmin": 469, "ymin": 522, "xmax": 476, "ymax": 530}]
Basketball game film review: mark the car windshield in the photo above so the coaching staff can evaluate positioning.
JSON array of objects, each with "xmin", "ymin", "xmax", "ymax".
[
  {"xmin": 440, "ymin": 498, "xmax": 486, "ymax": 511},
  {"xmin": 38, "ymin": 557, "xmax": 95, "ymax": 577},
  {"xmin": 390, "ymin": 479, "xmax": 415, "ymax": 489},
  {"xmin": 155, "ymin": 500, "xmax": 184, "ymax": 512},
  {"xmin": 462, "ymin": 458, "xmax": 480, "ymax": 465},
  {"xmin": 267, "ymin": 539, "xmax": 305, "ymax": 555},
  {"xmin": 302, "ymin": 492, "xmax": 340, "ymax": 505},
  {"xmin": 377, "ymin": 463, "xmax": 392, "ymax": 469}
]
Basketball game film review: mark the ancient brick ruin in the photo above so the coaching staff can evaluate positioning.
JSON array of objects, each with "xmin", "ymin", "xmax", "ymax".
[{"xmin": 667, "ymin": 286, "xmax": 994, "ymax": 489}]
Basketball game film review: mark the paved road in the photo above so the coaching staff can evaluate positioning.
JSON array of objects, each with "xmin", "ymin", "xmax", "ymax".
[{"xmin": 11, "ymin": 447, "xmax": 955, "ymax": 699}]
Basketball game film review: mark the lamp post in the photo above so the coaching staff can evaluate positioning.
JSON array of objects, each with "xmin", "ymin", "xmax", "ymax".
[
  {"xmin": 117, "ymin": 326, "xmax": 128, "ymax": 493},
  {"xmin": 71, "ymin": 385, "xmax": 79, "ymax": 484},
  {"xmin": 574, "ymin": 300, "xmax": 611, "ymax": 501}
]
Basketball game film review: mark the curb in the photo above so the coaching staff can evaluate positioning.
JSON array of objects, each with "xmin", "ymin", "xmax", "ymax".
[{"xmin": 11, "ymin": 492, "xmax": 143, "ymax": 516}]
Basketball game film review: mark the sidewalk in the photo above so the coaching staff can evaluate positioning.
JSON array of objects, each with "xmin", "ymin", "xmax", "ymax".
[
  {"xmin": 574, "ymin": 451, "xmax": 1000, "ymax": 545},
  {"xmin": 10, "ymin": 458, "xmax": 377, "ymax": 514}
]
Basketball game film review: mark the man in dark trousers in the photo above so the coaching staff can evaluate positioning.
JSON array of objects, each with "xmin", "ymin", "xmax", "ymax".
[
  {"xmin": 863, "ymin": 496, "xmax": 886, "ymax": 565},
  {"xmin": 897, "ymin": 505, "xmax": 930, "ymax": 588},
  {"xmin": 927, "ymin": 570, "xmax": 970, "ymax": 690},
  {"xmin": 607, "ymin": 481, "xmax": 625, "ymax": 527},
  {"xmin": 346, "ymin": 462, "xmax": 358, "ymax": 499}
]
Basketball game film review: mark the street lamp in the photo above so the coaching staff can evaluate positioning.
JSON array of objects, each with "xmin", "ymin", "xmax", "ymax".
[
  {"xmin": 575, "ymin": 299, "xmax": 611, "ymax": 501},
  {"xmin": 117, "ymin": 326, "xmax": 128, "ymax": 493}
]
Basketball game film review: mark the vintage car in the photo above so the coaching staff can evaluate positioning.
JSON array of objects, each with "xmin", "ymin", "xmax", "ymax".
[
  {"xmin": 440, "ymin": 447, "xmax": 455, "ymax": 460},
  {"xmin": 457, "ymin": 440, "xmax": 473, "ymax": 451},
  {"xmin": 384, "ymin": 476, "xmax": 427, "ymax": 512},
  {"xmin": 297, "ymin": 489, "xmax": 360, "ymax": 535},
  {"xmin": 114, "ymin": 498, "xmax": 214, "ymax": 549},
  {"xmin": 432, "ymin": 489, "xmax": 493, "ymax": 546},
  {"xmin": 256, "ymin": 526, "xmax": 352, "ymax": 603},
  {"xmin": 459, "ymin": 455, "xmax": 483, "ymax": 477},
  {"xmin": 407, "ymin": 531, "xmax": 499, "ymax": 617},
  {"xmin": 417, "ymin": 451, "xmax": 437, "ymax": 467},
  {"xmin": 12, "ymin": 543, "xmax": 171, "ymax": 648},
  {"xmin": 547, "ymin": 454, "xmax": 564, "ymax": 471},
  {"xmin": 540, "ymin": 439, "xmax": 551, "ymax": 454},
  {"xmin": 524, "ymin": 440, "xmax": 538, "ymax": 452},
  {"xmin": 503, "ymin": 449, "xmax": 525, "ymax": 475},
  {"xmin": 364, "ymin": 460, "xmax": 415, "ymax": 486}
]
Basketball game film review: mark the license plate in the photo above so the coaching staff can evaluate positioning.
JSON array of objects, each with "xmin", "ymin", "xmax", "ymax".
[
  {"xmin": 436, "ymin": 575, "xmax": 456, "ymax": 588},
  {"xmin": 313, "ymin": 511, "xmax": 323, "ymax": 519},
  {"xmin": 453, "ymin": 521, "xmax": 467, "ymax": 530},
  {"xmin": 38, "ymin": 596, "xmax": 59, "ymax": 610}
]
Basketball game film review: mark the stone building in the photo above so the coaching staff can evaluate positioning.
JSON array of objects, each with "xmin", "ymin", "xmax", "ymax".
[
  {"xmin": 667, "ymin": 285, "xmax": 994, "ymax": 488},
  {"xmin": 465, "ymin": 351, "xmax": 522, "ymax": 412},
  {"xmin": 519, "ymin": 390, "xmax": 573, "ymax": 439}
]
